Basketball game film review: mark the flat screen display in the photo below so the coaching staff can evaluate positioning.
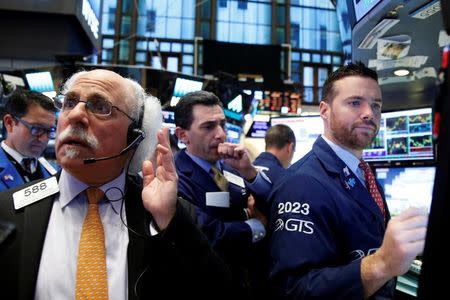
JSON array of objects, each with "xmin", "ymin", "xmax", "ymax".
[
  {"xmin": 376, "ymin": 166, "xmax": 435, "ymax": 216},
  {"xmin": 363, "ymin": 108, "xmax": 434, "ymax": 163},
  {"xmin": 271, "ymin": 115, "xmax": 324, "ymax": 164},
  {"xmin": 225, "ymin": 122, "xmax": 242, "ymax": 144},
  {"xmin": 25, "ymin": 71, "xmax": 54, "ymax": 93},
  {"xmin": 257, "ymin": 91, "xmax": 301, "ymax": 114},
  {"xmin": 169, "ymin": 77, "xmax": 203, "ymax": 107},
  {"xmin": 246, "ymin": 115, "xmax": 271, "ymax": 138},
  {"xmin": 353, "ymin": 0, "xmax": 383, "ymax": 22}
]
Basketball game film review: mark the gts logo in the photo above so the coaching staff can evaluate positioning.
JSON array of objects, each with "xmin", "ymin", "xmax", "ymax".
[{"xmin": 274, "ymin": 218, "xmax": 314, "ymax": 234}]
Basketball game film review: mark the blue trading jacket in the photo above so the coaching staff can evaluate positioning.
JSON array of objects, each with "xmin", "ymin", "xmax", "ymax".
[
  {"xmin": 0, "ymin": 148, "xmax": 56, "ymax": 192},
  {"xmin": 268, "ymin": 136, "xmax": 394, "ymax": 300},
  {"xmin": 253, "ymin": 151, "xmax": 286, "ymax": 185}
]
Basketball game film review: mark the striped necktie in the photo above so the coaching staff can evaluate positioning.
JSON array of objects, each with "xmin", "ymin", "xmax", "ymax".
[
  {"xmin": 359, "ymin": 159, "xmax": 385, "ymax": 217},
  {"xmin": 75, "ymin": 187, "xmax": 109, "ymax": 300}
]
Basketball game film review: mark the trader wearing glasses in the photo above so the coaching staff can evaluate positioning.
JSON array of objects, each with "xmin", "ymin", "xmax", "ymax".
[
  {"xmin": 0, "ymin": 89, "xmax": 58, "ymax": 191},
  {"xmin": 0, "ymin": 69, "xmax": 232, "ymax": 300}
]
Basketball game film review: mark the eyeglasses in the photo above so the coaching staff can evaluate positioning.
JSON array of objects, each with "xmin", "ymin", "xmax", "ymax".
[
  {"xmin": 13, "ymin": 116, "xmax": 56, "ymax": 139},
  {"xmin": 55, "ymin": 95, "xmax": 134, "ymax": 121}
]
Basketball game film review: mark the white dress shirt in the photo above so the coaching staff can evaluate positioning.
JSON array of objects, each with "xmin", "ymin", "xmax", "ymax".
[{"xmin": 35, "ymin": 169, "xmax": 129, "ymax": 300}]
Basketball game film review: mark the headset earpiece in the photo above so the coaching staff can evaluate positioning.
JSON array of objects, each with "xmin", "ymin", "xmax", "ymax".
[{"xmin": 127, "ymin": 102, "xmax": 145, "ymax": 146}]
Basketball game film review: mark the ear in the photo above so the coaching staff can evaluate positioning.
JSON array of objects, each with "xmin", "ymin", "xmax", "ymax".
[
  {"xmin": 175, "ymin": 127, "xmax": 189, "ymax": 144},
  {"xmin": 288, "ymin": 142, "xmax": 295, "ymax": 155},
  {"xmin": 3, "ymin": 114, "xmax": 16, "ymax": 134},
  {"xmin": 319, "ymin": 100, "xmax": 329, "ymax": 120}
]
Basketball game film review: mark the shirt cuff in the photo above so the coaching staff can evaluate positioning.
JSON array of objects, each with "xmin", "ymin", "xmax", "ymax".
[{"xmin": 245, "ymin": 218, "xmax": 266, "ymax": 242}]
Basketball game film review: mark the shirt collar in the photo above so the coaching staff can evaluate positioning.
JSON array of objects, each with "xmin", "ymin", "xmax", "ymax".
[
  {"xmin": 321, "ymin": 135, "xmax": 363, "ymax": 180},
  {"xmin": 1, "ymin": 140, "xmax": 30, "ymax": 164},
  {"xmin": 185, "ymin": 150, "xmax": 220, "ymax": 173},
  {"xmin": 58, "ymin": 169, "xmax": 127, "ymax": 211}
]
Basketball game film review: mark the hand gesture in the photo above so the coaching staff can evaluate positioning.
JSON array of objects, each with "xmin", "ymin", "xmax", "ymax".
[
  {"xmin": 141, "ymin": 127, "xmax": 178, "ymax": 230},
  {"xmin": 218, "ymin": 143, "xmax": 257, "ymax": 181}
]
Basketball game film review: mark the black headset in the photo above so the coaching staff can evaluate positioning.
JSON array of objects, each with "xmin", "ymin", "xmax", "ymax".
[{"xmin": 126, "ymin": 101, "xmax": 145, "ymax": 147}]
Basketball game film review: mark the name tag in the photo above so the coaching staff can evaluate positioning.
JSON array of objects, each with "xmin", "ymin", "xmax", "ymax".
[
  {"xmin": 38, "ymin": 157, "xmax": 58, "ymax": 175},
  {"xmin": 13, "ymin": 177, "xmax": 59, "ymax": 210},
  {"xmin": 206, "ymin": 192, "xmax": 230, "ymax": 208},
  {"xmin": 223, "ymin": 171, "xmax": 245, "ymax": 188}
]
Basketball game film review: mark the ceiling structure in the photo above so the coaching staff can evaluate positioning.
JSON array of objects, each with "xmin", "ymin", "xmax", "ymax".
[{"xmin": 351, "ymin": 0, "xmax": 446, "ymax": 111}]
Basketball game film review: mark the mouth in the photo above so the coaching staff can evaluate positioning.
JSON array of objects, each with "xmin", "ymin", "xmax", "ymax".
[{"xmin": 60, "ymin": 137, "xmax": 91, "ymax": 148}]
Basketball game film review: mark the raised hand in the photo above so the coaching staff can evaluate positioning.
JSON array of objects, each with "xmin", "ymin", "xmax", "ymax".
[{"xmin": 141, "ymin": 127, "xmax": 178, "ymax": 230}]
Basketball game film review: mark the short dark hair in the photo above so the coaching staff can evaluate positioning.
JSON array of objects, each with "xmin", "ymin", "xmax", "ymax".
[
  {"xmin": 174, "ymin": 90, "xmax": 222, "ymax": 130},
  {"xmin": 265, "ymin": 124, "xmax": 296, "ymax": 150},
  {"xmin": 4, "ymin": 89, "xmax": 57, "ymax": 118},
  {"xmin": 322, "ymin": 61, "xmax": 378, "ymax": 103}
]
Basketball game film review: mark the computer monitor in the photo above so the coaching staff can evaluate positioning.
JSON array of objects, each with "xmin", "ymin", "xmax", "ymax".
[
  {"xmin": 363, "ymin": 107, "xmax": 434, "ymax": 163},
  {"xmin": 169, "ymin": 77, "xmax": 203, "ymax": 107},
  {"xmin": 271, "ymin": 115, "xmax": 324, "ymax": 164},
  {"xmin": 225, "ymin": 122, "xmax": 242, "ymax": 144},
  {"xmin": 375, "ymin": 165, "xmax": 435, "ymax": 217},
  {"xmin": 246, "ymin": 114, "xmax": 271, "ymax": 138},
  {"xmin": 25, "ymin": 71, "xmax": 55, "ymax": 98}
]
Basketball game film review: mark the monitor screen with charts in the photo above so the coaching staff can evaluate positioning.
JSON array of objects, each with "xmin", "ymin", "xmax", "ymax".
[{"xmin": 363, "ymin": 107, "xmax": 434, "ymax": 163}]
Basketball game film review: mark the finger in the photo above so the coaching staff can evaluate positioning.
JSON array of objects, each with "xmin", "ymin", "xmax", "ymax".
[
  {"xmin": 394, "ymin": 207, "xmax": 429, "ymax": 221},
  {"xmin": 156, "ymin": 142, "xmax": 176, "ymax": 175},
  {"xmin": 142, "ymin": 160, "xmax": 155, "ymax": 186},
  {"xmin": 157, "ymin": 127, "xmax": 170, "ymax": 149}
]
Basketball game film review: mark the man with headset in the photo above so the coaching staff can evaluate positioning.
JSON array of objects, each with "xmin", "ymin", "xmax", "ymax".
[
  {"xmin": 0, "ymin": 69, "xmax": 231, "ymax": 299},
  {"xmin": 0, "ymin": 89, "xmax": 58, "ymax": 191}
]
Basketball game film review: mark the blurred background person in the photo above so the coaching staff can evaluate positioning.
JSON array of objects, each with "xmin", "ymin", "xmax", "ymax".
[
  {"xmin": 253, "ymin": 124, "xmax": 296, "ymax": 185},
  {"xmin": 0, "ymin": 89, "xmax": 57, "ymax": 191}
]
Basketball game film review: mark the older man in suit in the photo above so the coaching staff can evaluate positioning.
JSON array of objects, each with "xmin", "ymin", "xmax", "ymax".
[{"xmin": 0, "ymin": 69, "xmax": 231, "ymax": 300}]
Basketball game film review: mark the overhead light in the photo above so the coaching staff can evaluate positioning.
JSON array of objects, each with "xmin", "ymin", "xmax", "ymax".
[{"xmin": 394, "ymin": 69, "xmax": 410, "ymax": 76}]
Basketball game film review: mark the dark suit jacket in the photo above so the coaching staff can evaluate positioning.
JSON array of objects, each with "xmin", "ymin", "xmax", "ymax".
[
  {"xmin": 175, "ymin": 149, "xmax": 270, "ymax": 299},
  {"xmin": 0, "ymin": 174, "xmax": 232, "ymax": 300}
]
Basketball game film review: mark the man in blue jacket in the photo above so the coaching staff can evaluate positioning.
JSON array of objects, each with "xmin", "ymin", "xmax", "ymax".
[
  {"xmin": 253, "ymin": 124, "xmax": 296, "ymax": 185},
  {"xmin": 0, "ymin": 89, "xmax": 58, "ymax": 191},
  {"xmin": 268, "ymin": 62, "xmax": 428, "ymax": 299},
  {"xmin": 174, "ymin": 90, "xmax": 271, "ymax": 299}
]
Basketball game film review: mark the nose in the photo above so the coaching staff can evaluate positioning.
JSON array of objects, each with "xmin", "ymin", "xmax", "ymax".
[
  {"xmin": 361, "ymin": 102, "xmax": 375, "ymax": 120},
  {"xmin": 216, "ymin": 125, "xmax": 227, "ymax": 140},
  {"xmin": 66, "ymin": 101, "xmax": 89, "ymax": 126},
  {"xmin": 36, "ymin": 132, "xmax": 51, "ymax": 142}
]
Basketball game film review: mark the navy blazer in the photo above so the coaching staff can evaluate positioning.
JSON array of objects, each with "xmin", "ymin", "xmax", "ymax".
[
  {"xmin": 175, "ymin": 149, "xmax": 255, "ymax": 249},
  {"xmin": 253, "ymin": 151, "xmax": 286, "ymax": 185},
  {"xmin": 0, "ymin": 174, "xmax": 232, "ymax": 300},
  {"xmin": 268, "ymin": 136, "xmax": 394, "ymax": 300}
]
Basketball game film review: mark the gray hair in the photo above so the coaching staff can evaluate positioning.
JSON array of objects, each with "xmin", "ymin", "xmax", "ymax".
[{"xmin": 126, "ymin": 78, "xmax": 162, "ymax": 175}]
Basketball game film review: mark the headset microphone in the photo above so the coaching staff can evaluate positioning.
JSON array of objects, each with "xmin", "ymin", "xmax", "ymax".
[{"xmin": 83, "ymin": 130, "xmax": 145, "ymax": 164}]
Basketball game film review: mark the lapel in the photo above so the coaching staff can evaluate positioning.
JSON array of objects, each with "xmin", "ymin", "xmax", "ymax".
[
  {"xmin": 124, "ymin": 176, "xmax": 149, "ymax": 300},
  {"xmin": 0, "ymin": 149, "xmax": 24, "ymax": 189},
  {"xmin": 313, "ymin": 137, "xmax": 385, "ymax": 221},
  {"xmin": 17, "ymin": 176, "xmax": 59, "ymax": 300},
  {"xmin": 177, "ymin": 150, "xmax": 219, "ymax": 192}
]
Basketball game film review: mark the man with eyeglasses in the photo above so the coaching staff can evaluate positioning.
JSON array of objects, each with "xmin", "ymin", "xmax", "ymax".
[
  {"xmin": 0, "ymin": 89, "xmax": 58, "ymax": 191},
  {"xmin": 0, "ymin": 69, "xmax": 232, "ymax": 300}
]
